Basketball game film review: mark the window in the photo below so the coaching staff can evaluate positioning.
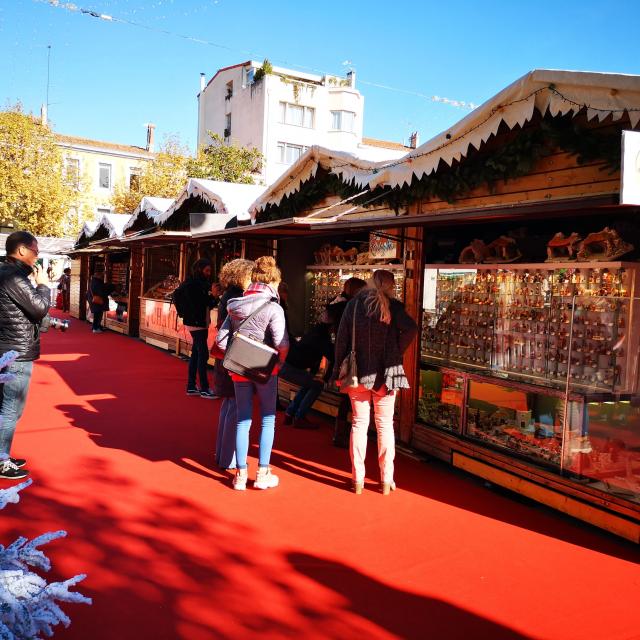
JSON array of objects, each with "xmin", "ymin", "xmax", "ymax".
[
  {"xmin": 277, "ymin": 142, "xmax": 309, "ymax": 164},
  {"xmin": 98, "ymin": 163, "xmax": 112, "ymax": 189},
  {"xmin": 331, "ymin": 110, "xmax": 356, "ymax": 132},
  {"xmin": 279, "ymin": 101, "xmax": 315, "ymax": 128},
  {"xmin": 97, "ymin": 207, "xmax": 111, "ymax": 215},
  {"xmin": 65, "ymin": 158, "xmax": 80, "ymax": 189},
  {"xmin": 225, "ymin": 81, "xmax": 233, "ymax": 100},
  {"xmin": 224, "ymin": 113, "xmax": 231, "ymax": 139},
  {"xmin": 243, "ymin": 66, "xmax": 254, "ymax": 87},
  {"xmin": 129, "ymin": 167, "xmax": 142, "ymax": 191}
]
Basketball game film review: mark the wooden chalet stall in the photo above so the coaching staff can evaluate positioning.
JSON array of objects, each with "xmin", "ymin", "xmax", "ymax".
[
  {"xmin": 84, "ymin": 213, "xmax": 134, "ymax": 334},
  {"xmin": 68, "ymin": 221, "xmax": 100, "ymax": 320},
  {"xmin": 349, "ymin": 69, "xmax": 640, "ymax": 542},
  {"xmin": 137, "ymin": 179, "xmax": 263, "ymax": 356},
  {"xmin": 117, "ymin": 196, "xmax": 173, "ymax": 337}
]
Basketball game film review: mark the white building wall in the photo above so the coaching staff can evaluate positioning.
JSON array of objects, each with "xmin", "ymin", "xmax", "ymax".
[{"xmin": 198, "ymin": 61, "xmax": 372, "ymax": 185}]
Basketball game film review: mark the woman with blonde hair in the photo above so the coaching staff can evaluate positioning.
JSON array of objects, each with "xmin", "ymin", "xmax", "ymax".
[
  {"xmin": 332, "ymin": 270, "xmax": 417, "ymax": 494},
  {"xmin": 213, "ymin": 258, "xmax": 255, "ymax": 470},
  {"xmin": 216, "ymin": 256, "xmax": 289, "ymax": 490}
]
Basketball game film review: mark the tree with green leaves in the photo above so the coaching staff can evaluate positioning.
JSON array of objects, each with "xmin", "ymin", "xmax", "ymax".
[
  {"xmin": 0, "ymin": 105, "xmax": 76, "ymax": 236},
  {"xmin": 186, "ymin": 132, "xmax": 263, "ymax": 184}
]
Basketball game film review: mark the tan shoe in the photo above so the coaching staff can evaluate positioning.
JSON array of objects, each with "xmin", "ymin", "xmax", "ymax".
[
  {"xmin": 381, "ymin": 481, "xmax": 396, "ymax": 495},
  {"xmin": 352, "ymin": 481, "xmax": 364, "ymax": 495}
]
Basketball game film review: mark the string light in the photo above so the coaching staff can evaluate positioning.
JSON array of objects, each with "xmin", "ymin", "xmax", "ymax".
[{"xmin": 36, "ymin": 0, "xmax": 477, "ymax": 112}]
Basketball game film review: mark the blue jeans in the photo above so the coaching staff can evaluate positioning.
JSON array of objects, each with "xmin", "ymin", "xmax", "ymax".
[
  {"xmin": 234, "ymin": 376, "xmax": 278, "ymax": 469},
  {"xmin": 0, "ymin": 360, "xmax": 34, "ymax": 459},
  {"xmin": 188, "ymin": 329, "xmax": 210, "ymax": 391},
  {"xmin": 215, "ymin": 397, "xmax": 237, "ymax": 469},
  {"xmin": 280, "ymin": 362, "xmax": 323, "ymax": 419}
]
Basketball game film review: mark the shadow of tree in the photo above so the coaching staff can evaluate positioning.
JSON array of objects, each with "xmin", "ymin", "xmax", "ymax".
[
  {"xmin": 287, "ymin": 551, "xmax": 531, "ymax": 640},
  {"xmin": 37, "ymin": 324, "xmax": 640, "ymax": 564}
]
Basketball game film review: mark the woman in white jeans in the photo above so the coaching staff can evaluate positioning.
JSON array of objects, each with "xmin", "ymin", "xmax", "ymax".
[{"xmin": 332, "ymin": 270, "xmax": 418, "ymax": 494}]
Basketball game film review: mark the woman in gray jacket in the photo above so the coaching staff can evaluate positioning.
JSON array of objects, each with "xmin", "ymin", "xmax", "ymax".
[
  {"xmin": 333, "ymin": 270, "xmax": 417, "ymax": 495},
  {"xmin": 215, "ymin": 257, "xmax": 289, "ymax": 491}
]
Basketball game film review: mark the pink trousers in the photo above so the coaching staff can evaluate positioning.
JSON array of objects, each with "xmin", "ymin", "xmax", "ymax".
[{"xmin": 347, "ymin": 385, "xmax": 397, "ymax": 485}]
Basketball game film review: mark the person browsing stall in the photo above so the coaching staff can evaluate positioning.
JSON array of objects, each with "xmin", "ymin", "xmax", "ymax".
[{"xmin": 215, "ymin": 256, "xmax": 289, "ymax": 491}]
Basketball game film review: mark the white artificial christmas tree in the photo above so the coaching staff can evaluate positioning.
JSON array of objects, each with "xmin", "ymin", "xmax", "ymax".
[{"xmin": 1, "ymin": 351, "xmax": 91, "ymax": 639}]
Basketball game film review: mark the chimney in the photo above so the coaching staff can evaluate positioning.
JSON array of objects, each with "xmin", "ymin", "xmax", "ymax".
[
  {"xmin": 346, "ymin": 69, "xmax": 356, "ymax": 88},
  {"xmin": 200, "ymin": 72, "xmax": 206, "ymax": 92},
  {"xmin": 409, "ymin": 131, "xmax": 420, "ymax": 149},
  {"xmin": 146, "ymin": 123, "xmax": 156, "ymax": 152},
  {"xmin": 40, "ymin": 103, "xmax": 48, "ymax": 127}
]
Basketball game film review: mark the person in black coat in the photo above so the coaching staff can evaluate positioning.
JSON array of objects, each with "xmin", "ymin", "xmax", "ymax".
[
  {"xmin": 180, "ymin": 259, "xmax": 218, "ymax": 398},
  {"xmin": 212, "ymin": 259, "xmax": 255, "ymax": 469},
  {"xmin": 88, "ymin": 271, "xmax": 115, "ymax": 333},
  {"xmin": 0, "ymin": 231, "xmax": 51, "ymax": 480}
]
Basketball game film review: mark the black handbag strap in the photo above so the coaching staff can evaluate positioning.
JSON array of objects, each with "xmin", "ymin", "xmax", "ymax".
[
  {"xmin": 233, "ymin": 298, "xmax": 277, "ymax": 337},
  {"xmin": 350, "ymin": 299, "xmax": 358, "ymax": 353}
]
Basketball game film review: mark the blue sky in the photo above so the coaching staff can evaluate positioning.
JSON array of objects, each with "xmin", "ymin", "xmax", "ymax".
[{"xmin": 1, "ymin": 0, "xmax": 638, "ymax": 153}]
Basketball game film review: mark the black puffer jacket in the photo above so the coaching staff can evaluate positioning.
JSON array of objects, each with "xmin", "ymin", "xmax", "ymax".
[{"xmin": 0, "ymin": 259, "xmax": 51, "ymax": 362}]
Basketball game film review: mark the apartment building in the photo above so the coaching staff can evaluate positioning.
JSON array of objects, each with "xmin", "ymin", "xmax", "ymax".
[{"xmin": 197, "ymin": 61, "xmax": 411, "ymax": 185}]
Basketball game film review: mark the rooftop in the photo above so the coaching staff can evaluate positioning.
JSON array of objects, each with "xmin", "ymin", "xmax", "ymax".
[
  {"xmin": 56, "ymin": 133, "xmax": 155, "ymax": 158},
  {"xmin": 361, "ymin": 137, "xmax": 412, "ymax": 151}
]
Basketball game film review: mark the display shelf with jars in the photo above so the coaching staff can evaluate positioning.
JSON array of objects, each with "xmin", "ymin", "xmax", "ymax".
[
  {"xmin": 306, "ymin": 264, "xmax": 405, "ymax": 327},
  {"xmin": 421, "ymin": 263, "xmax": 639, "ymax": 394}
]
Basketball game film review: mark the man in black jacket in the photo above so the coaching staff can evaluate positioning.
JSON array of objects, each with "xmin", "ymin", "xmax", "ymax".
[{"xmin": 0, "ymin": 231, "xmax": 51, "ymax": 479}]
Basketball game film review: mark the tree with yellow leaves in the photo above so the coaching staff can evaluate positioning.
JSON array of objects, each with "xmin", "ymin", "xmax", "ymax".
[
  {"xmin": 111, "ymin": 135, "xmax": 189, "ymax": 213},
  {"xmin": 0, "ymin": 105, "xmax": 77, "ymax": 236},
  {"xmin": 111, "ymin": 133, "xmax": 263, "ymax": 213}
]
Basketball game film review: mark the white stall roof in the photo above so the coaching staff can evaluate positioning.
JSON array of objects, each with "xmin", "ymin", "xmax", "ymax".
[
  {"xmin": 248, "ymin": 146, "xmax": 387, "ymax": 215},
  {"xmin": 123, "ymin": 196, "xmax": 174, "ymax": 232},
  {"xmin": 95, "ymin": 213, "xmax": 133, "ymax": 239},
  {"xmin": 359, "ymin": 69, "xmax": 640, "ymax": 190},
  {"xmin": 75, "ymin": 220, "xmax": 100, "ymax": 244},
  {"xmin": 156, "ymin": 179, "xmax": 265, "ymax": 226}
]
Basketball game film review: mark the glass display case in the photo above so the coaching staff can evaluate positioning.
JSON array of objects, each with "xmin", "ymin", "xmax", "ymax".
[
  {"xmin": 564, "ymin": 397, "xmax": 640, "ymax": 504},
  {"xmin": 466, "ymin": 378, "xmax": 568, "ymax": 466},
  {"xmin": 306, "ymin": 264, "xmax": 405, "ymax": 327},
  {"xmin": 422, "ymin": 263, "xmax": 638, "ymax": 393},
  {"xmin": 417, "ymin": 367, "xmax": 464, "ymax": 433},
  {"xmin": 143, "ymin": 246, "xmax": 181, "ymax": 300}
]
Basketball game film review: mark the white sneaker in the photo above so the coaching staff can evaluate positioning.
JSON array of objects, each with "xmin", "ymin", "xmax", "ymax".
[
  {"xmin": 254, "ymin": 467, "xmax": 279, "ymax": 490},
  {"xmin": 232, "ymin": 468, "xmax": 248, "ymax": 491}
]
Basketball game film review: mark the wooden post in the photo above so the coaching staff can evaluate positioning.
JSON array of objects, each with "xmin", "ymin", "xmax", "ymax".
[
  {"xmin": 398, "ymin": 222, "xmax": 424, "ymax": 444},
  {"xmin": 128, "ymin": 247, "xmax": 143, "ymax": 336}
]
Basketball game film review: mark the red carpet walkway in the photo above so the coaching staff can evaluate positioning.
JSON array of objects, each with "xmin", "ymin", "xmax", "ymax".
[{"xmin": 1, "ymin": 316, "xmax": 639, "ymax": 640}]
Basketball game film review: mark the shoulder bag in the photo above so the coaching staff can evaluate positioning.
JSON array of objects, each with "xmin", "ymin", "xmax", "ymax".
[
  {"xmin": 337, "ymin": 300, "xmax": 359, "ymax": 391},
  {"xmin": 223, "ymin": 299, "xmax": 280, "ymax": 384}
]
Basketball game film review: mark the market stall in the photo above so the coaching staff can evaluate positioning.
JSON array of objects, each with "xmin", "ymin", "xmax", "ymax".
[
  {"xmin": 351, "ymin": 69, "xmax": 640, "ymax": 541},
  {"xmin": 155, "ymin": 178, "xmax": 264, "ymax": 357}
]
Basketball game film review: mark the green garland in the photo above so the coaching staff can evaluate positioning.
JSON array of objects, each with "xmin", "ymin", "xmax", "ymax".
[{"xmin": 257, "ymin": 114, "xmax": 624, "ymax": 223}]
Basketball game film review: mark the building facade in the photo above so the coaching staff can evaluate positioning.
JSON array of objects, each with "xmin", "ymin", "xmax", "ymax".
[
  {"xmin": 56, "ymin": 124, "xmax": 156, "ymax": 230},
  {"xmin": 197, "ymin": 61, "xmax": 410, "ymax": 185}
]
